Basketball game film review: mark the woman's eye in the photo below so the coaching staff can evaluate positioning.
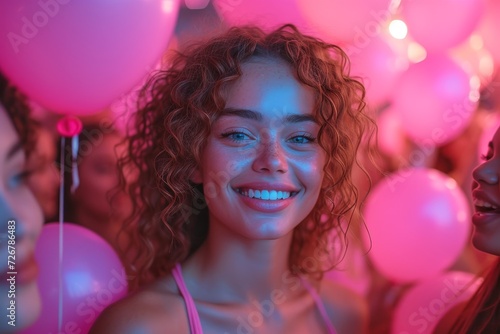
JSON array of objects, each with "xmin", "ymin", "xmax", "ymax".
[
  {"xmin": 481, "ymin": 153, "xmax": 492, "ymax": 161},
  {"xmin": 7, "ymin": 170, "xmax": 31, "ymax": 189},
  {"xmin": 481, "ymin": 148, "xmax": 494, "ymax": 161},
  {"xmin": 288, "ymin": 134, "xmax": 316, "ymax": 144},
  {"xmin": 221, "ymin": 131, "xmax": 252, "ymax": 142}
]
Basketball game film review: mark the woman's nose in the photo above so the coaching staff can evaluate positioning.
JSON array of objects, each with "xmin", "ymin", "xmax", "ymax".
[
  {"xmin": 252, "ymin": 139, "xmax": 288, "ymax": 174},
  {"xmin": 473, "ymin": 160, "xmax": 499, "ymax": 185}
]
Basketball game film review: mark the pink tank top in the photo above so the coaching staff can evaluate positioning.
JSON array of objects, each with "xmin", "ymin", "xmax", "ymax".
[{"xmin": 172, "ymin": 263, "xmax": 338, "ymax": 334}]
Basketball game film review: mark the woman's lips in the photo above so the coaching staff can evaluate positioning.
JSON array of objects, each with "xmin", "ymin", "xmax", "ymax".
[{"xmin": 472, "ymin": 211, "xmax": 500, "ymax": 227}]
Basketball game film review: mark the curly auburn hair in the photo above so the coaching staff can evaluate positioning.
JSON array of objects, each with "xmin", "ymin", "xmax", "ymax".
[{"xmin": 122, "ymin": 24, "xmax": 374, "ymax": 288}]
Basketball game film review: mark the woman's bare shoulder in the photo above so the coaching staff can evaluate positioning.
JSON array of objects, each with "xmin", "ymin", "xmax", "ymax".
[
  {"xmin": 89, "ymin": 279, "xmax": 189, "ymax": 334},
  {"xmin": 319, "ymin": 279, "xmax": 369, "ymax": 334}
]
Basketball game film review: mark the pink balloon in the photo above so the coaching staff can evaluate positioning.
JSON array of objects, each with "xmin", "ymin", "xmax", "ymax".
[
  {"xmin": 478, "ymin": 0, "xmax": 500, "ymax": 65},
  {"xmin": 450, "ymin": 38, "xmax": 495, "ymax": 89},
  {"xmin": 0, "ymin": 0, "xmax": 180, "ymax": 115},
  {"xmin": 297, "ymin": 0, "xmax": 393, "ymax": 44},
  {"xmin": 392, "ymin": 54, "xmax": 476, "ymax": 146},
  {"xmin": 348, "ymin": 36, "xmax": 407, "ymax": 106},
  {"xmin": 401, "ymin": 0, "xmax": 486, "ymax": 52},
  {"xmin": 392, "ymin": 271, "xmax": 482, "ymax": 334},
  {"xmin": 376, "ymin": 107, "xmax": 406, "ymax": 157},
  {"xmin": 212, "ymin": 0, "xmax": 314, "ymax": 34},
  {"xmin": 364, "ymin": 168, "xmax": 471, "ymax": 283},
  {"xmin": 20, "ymin": 223, "xmax": 128, "ymax": 334}
]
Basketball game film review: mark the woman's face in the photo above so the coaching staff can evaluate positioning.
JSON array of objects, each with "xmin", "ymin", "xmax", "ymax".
[
  {"xmin": 193, "ymin": 57, "xmax": 326, "ymax": 240},
  {"xmin": 26, "ymin": 128, "xmax": 60, "ymax": 220},
  {"xmin": 72, "ymin": 133, "xmax": 132, "ymax": 220},
  {"xmin": 471, "ymin": 127, "xmax": 500, "ymax": 256},
  {"xmin": 0, "ymin": 105, "xmax": 43, "ymax": 332}
]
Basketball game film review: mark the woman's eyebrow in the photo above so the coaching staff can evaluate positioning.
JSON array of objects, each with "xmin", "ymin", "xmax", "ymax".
[
  {"xmin": 219, "ymin": 108, "xmax": 317, "ymax": 124},
  {"xmin": 220, "ymin": 108, "xmax": 262, "ymax": 121},
  {"xmin": 284, "ymin": 113, "xmax": 317, "ymax": 124}
]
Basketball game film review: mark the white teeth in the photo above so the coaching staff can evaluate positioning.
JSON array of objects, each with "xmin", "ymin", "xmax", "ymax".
[
  {"xmin": 474, "ymin": 199, "xmax": 498, "ymax": 209},
  {"xmin": 237, "ymin": 188, "xmax": 293, "ymax": 201},
  {"xmin": 269, "ymin": 190, "xmax": 278, "ymax": 200},
  {"xmin": 261, "ymin": 190, "xmax": 270, "ymax": 200}
]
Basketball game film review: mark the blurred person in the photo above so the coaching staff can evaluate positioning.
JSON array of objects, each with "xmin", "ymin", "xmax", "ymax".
[
  {"xmin": 435, "ymin": 124, "xmax": 500, "ymax": 333},
  {"xmin": 0, "ymin": 72, "xmax": 44, "ymax": 332},
  {"xmin": 62, "ymin": 122, "xmax": 134, "ymax": 265}
]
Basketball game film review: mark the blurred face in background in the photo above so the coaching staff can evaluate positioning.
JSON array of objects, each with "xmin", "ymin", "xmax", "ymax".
[
  {"xmin": 0, "ymin": 105, "xmax": 43, "ymax": 332},
  {"xmin": 72, "ymin": 132, "xmax": 133, "ymax": 221},
  {"xmin": 26, "ymin": 127, "xmax": 60, "ymax": 220}
]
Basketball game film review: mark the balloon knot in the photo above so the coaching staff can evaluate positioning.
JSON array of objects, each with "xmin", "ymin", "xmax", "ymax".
[{"xmin": 56, "ymin": 116, "xmax": 83, "ymax": 137}]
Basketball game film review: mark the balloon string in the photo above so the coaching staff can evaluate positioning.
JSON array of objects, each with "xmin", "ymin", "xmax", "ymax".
[
  {"xmin": 70, "ymin": 135, "xmax": 80, "ymax": 193},
  {"xmin": 58, "ymin": 136, "xmax": 65, "ymax": 333},
  {"xmin": 55, "ymin": 115, "xmax": 82, "ymax": 332}
]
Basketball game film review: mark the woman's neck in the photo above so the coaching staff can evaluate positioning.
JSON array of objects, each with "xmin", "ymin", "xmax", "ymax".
[{"xmin": 184, "ymin": 221, "xmax": 303, "ymax": 304}]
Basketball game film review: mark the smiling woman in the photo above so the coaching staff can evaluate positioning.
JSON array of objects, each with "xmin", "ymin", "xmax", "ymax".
[
  {"xmin": 434, "ymin": 126, "xmax": 500, "ymax": 333},
  {"xmin": 90, "ymin": 24, "xmax": 375, "ymax": 334},
  {"xmin": 449, "ymin": 126, "xmax": 500, "ymax": 333}
]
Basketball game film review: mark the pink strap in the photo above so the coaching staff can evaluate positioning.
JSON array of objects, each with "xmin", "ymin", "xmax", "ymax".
[
  {"xmin": 172, "ymin": 263, "xmax": 204, "ymax": 334},
  {"xmin": 300, "ymin": 277, "xmax": 337, "ymax": 334}
]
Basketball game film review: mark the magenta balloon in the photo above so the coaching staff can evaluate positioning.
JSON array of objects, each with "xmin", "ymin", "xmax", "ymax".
[
  {"xmin": 392, "ymin": 54, "xmax": 476, "ymax": 146},
  {"xmin": 348, "ymin": 36, "xmax": 406, "ymax": 106},
  {"xmin": 297, "ymin": 0, "xmax": 393, "ymax": 44},
  {"xmin": 19, "ymin": 223, "xmax": 128, "ymax": 334},
  {"xmin": 0, "ymin": 0, "xmax": 180, "ymax": 115},
  {"xmin": 401, "ymin": 0, "xmax": 486, "ymax": 52},
  {"xmin": 213, "ymin": 0, "xmax": 312, "ymax": 33},
  {"xmin": 364, "ymin": 168, "xmax": 471, "ymax": 283},
  {"xmin": 392, "ymin": 271, "xmax": 482, "ymax": 334},
  {"xmin": 478, "ymin": 0, "xmax": 500, "ymax": 65}
]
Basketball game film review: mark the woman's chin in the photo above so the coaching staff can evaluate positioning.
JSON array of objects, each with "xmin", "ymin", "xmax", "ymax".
[{"xmin": 0, "ymin": 281, "xmax": 41, "ymax": 333}]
